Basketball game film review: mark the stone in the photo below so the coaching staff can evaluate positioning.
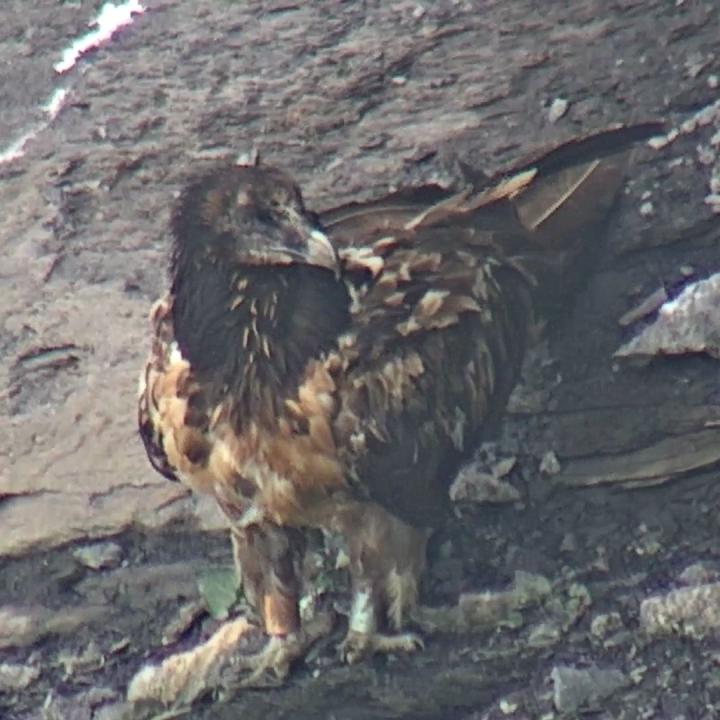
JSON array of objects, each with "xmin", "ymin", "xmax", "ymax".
[
  {"xmin": 73, "ymin": 541, "xmax": 123, "ymax": 570},
  {"xmin": 551, "ymin": 664, "xmax": 627, "ymax": 713}
]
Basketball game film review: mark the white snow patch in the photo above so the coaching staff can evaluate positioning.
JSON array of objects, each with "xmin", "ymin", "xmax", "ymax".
[
  {"xmin": 0, "ymin": 88, "xmax": 69, "ymax": 165},
  {"xmin": 55, "ymin": 0, "xmax": 145, "ymax": 74},
  {"xmin": 0, "ymin": 132, "xmax": 36, "ymax": 165},
  {"xmin": 42, "ymin": 88, "xmax": 69, "ymax": 120},
  {"xmin": 0, "ymin": 0, "xmax": 144, "ymax": 165}
]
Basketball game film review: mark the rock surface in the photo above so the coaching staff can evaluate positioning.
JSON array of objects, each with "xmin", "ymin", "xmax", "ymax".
[{"xmin": 1, "ymin": 1, "xmax": 719, "ymax": 718}]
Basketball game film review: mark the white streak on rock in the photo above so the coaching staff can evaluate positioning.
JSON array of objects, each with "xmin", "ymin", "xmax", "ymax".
[{"xmin": 55, "ymin": 1, "xmax": 146, "ymax": 75}]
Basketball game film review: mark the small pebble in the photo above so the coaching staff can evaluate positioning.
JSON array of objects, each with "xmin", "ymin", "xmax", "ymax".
[
  {"xmin": 73, "ymin": 542, "xmax": 122, "ymax": 570},
  {"xmin": 499, "ymin": 697, "xmax": 518, "ymax": 714},
  {"xmin": 528, "ymin": 621, "xmax": 561, "ymax": 647},
  {"xmin": 697, "ymin": 144, "xmax": 716, "ymax": 165},
  {"xmin": 548, "ymin": 97, "xmax": 569, "ymax": 123},
  {"xmin": 540, "ymin": 450, "xmax": 561, "ymax": 476},
  {"xmin": 639, "ymin": 201, "xmax": 654, "ymax": 217},
  {"xmin": 591, "ymin": 611, "xmax": 623, "ymax": 638},
  {"xmin": 560, "ymin": 533, "xmax": 577, "ymax": 553}
]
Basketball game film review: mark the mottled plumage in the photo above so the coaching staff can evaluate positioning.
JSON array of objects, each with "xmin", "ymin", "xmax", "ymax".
[{"xmin": 138, "ymin": 124, "xmax": 662, "ymax": 674}]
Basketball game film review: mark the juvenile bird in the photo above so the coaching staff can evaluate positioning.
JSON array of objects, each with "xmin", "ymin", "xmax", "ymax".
[{"xmin": 138, "ymin": 123, "xmax": 662, "ymax": 681}]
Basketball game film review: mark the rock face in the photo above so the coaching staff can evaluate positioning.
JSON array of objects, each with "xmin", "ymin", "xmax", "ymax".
[
  {"xmin": 1, "ymin": 0, "xmax": 716, "ymax": 560},
  {"xmin": 1, "ymin": 1, "xmax": 719, "ymax": 719}
]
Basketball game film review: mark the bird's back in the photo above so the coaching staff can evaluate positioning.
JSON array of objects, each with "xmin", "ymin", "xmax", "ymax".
[
  {"xmin": 321, "ymin": 123, "xmax": 661, "ymax": 527},
  {"xmin": 323, "ymin": 189, "xmax": 533, "ymax": 526}
]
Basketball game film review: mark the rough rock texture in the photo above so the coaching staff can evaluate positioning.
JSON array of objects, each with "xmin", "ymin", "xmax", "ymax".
[
  {"xmin": 1, "ymin": 1, "xmax": 719, "ymax": 719},
  {"xmin": 616, "ymin": 272, "xmax": 720, "ymax": 361}
]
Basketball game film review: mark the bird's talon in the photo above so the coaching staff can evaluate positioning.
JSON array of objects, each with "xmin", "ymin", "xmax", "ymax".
[
  {"xmin": 223, "ymin": 610, "xmax": 335, "ymax": 689},
  {"xmin": 220, "ymin": 634, "xmax": 298, "ymax": 690},
  {"xmin": 339, "ymin": 629, "xmax": 424, "ymax": 664}
]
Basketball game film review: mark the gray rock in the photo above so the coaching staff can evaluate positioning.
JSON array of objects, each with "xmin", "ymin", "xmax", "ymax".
[
  {"xmin": 677, "ymin": 561, "xmax": 720, "ymax": 586},
  {"xmin": 641, "ymin": 582, "xmax": 720, "ymax": 637},
  {"xmin": 590, "ymin": 611, "xmax": 624, "ymax": 639},
  {"xmin": 615, "ymin": 273, "xmax": 720, "ymax": 361},
  {"xmin": 0, "ymin": 661, "xmax": 40, "ymax": 691},
  {"xmin": 0, "ymin": 604, "xmax": 107, "ymax": 650},
  {"xmin": 73, "ymin": 541, "xmax": 123, "ymax": 570},
  {"xmin": 38, "ymin": 687, "xmax": 121, "ymax": 720},
  {"xmin": 551, "ymin": 664, "xmax": 628, "ymax": 713}
]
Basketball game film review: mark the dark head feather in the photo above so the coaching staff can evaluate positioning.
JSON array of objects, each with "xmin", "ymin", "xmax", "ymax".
[{"xmin": 168, "ymin": 165, "xmax": 349, "ymax": 423}]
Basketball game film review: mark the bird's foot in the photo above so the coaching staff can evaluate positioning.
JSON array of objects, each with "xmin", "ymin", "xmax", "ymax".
[
  {"xmin": 222, "ymin": 631, "xmax": 306, "ymax": 689},
  {"xmin": 127, "ymin": 612, "xmax": 334, "ymax": 709},
  {"xmin": 223, "ymin": 610, "xmax": 335, "ymax": 690},
  {"xmin": 339, "ymin": 628, "xmax": 424, "ymax": 664}
]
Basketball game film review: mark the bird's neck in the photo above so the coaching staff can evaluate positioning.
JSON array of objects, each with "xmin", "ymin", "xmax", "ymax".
[{"xmin": 171, "ymin": 260, "xmax": 350, "ymax": 425}]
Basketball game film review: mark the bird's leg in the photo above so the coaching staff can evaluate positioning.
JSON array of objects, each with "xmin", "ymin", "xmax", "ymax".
[
  {"xmin": 231, "ymin": 523, "xmax": 304, "ymax": 632},
  {"xmin": 333, "ymin": 502, "xmax": 426, "ymax": 664},
  {"xmin": 128, "ymin": 524, "xmax": 331, "ymax": 706},
  {"xmin": 227, "ymin": 523, "xmax": 327, "ymax": 685},
  {"xmin": 220, "ymin": 613, "xmax": 334, "ymax": 690}
]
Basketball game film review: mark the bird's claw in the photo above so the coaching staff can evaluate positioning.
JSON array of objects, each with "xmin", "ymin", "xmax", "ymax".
[
  {"xmin": 222, "ymin": 610, "xmax": 335, "ymax": 690},
  {"xmin": 223, "ymin": 634, "xmax": 299, "ymax": 689},
  {"xmin": 339, "ymin": 629, "xmax": 424, "ymax": 664}
]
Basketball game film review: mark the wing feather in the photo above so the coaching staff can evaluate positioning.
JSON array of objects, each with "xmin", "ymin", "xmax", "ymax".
[{"xmin": 321, "ymin": 123, "xmax": 662, "ymax": 525}]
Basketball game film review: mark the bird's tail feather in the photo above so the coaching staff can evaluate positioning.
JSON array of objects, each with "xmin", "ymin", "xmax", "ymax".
[
  {"xmin": 471, "ymin": 121, "xmax": 664, "ymax": 246},
  {"xmin": 465, "ymin": 122, "xmax": 663, "ymax": 288}
]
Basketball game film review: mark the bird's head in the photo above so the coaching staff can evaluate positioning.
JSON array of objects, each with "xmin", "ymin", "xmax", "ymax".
[
  {"xmin": 171, "ymin": 164, "xmax": 339, "ymax": 276},
  {"xmin": 169, "ymin": 164, "xmax": 351, "ymax": 394}
]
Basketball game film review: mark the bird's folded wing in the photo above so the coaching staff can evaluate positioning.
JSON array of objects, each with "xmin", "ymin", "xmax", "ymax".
[
  {"xmin": 321, "ymin": 122, "xmax": 664, "ymax": 524},
  {"xmin": 326, "ymin": 191, "xmax": 534, "ymax": 524}
]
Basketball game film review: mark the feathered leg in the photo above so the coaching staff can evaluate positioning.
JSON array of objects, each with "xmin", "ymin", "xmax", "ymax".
[
  {"xmin": 226, "ymin": 523, "xmax": 325, "ymax": 685},
  {"xmin": 331, "ymin": 501, "xmax": 426, "ymax": 663},
  {"xmin": 231, "ymin": 523, "xmax": 303, "ymax": 635}
]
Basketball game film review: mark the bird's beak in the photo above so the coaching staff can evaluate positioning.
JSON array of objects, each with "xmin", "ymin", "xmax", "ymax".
[
  {"xmin": 278, "ymin": 205, "xmax": 340, "ymax": 276},
  {"xmin": 246, "ymin": 204, "xmax": 341, "ymax": 276},
  {"xmin": 305, "ymin": 228, "xmax": 341, "ymax": 277}
]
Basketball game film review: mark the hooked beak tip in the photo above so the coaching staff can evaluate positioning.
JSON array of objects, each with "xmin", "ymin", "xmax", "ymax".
[{"xmin": 308, "ymin": 229, "xmax": 340, "ymax": 276}]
